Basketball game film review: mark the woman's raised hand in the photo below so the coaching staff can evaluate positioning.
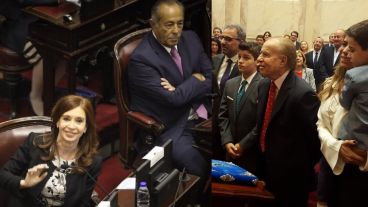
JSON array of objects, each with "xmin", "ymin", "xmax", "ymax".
[{"xmin": 20, "ymin": 164, "xmax": 49, "ymax": 188}]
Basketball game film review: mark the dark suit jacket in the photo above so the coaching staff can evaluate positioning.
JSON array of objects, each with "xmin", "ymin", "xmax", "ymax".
[
  {"xmin": 244, "ymin": 72, "xmax": 321, "ymax": 203},
  {"xmin": 211, "ymin": 54, "xmax": 239, "ymax": 159},
  {"xmin": 305, "ymin": 50, "xmax": 328, "ymax": 89},
  {"xmin": 212, "ymin": 54, "xmax": 240, "ymax": 96},
  {"xmin": 0, "ymin": 133, "xmax": 102, "ymax": 207},
  {"xmin": 295, "ymin": 41, "xmax": 301, "ymax": 50},
  {"xmin": 128, "ymin": 30, "xmax": 212, "ymax": 144},
  {"xmin": 218, "ymin": 73, "xmax": 262, "ymax": 173},
  {"xmin": 321, "ymin": 46, "xmax": 340, "ymax": 77}
]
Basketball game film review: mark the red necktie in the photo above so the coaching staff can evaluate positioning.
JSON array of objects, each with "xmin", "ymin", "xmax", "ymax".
[{"xmin": 259, "ymin": 81, "xmax": 277, "ymax": 152}]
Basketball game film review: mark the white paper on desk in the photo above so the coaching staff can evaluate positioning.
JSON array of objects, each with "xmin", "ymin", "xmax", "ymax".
[
  {"xmin": 116, "ymin": 177, "xmax": 136, "ymax": 190},
  {"xmin": 143, "ymin": 146, "xmax": 164, "ymax": 167},
  {"xmin": 97, "ymin": 201, "xmax": 110, "ymax": 207}
]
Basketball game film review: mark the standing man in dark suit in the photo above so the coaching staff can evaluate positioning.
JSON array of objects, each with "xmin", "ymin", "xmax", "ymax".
[
  {"xmin": 290, "ymin": 31, "xmax": 301, "ymax": 50},
  {"xmin": 305, "ymin": 37, "xmax": 328, "ymax": 90},
  {"xmin": 212, "ymin": 24, "xmax": 245, "ymax": 159},
  {"xmin": 218, "ymin": 42, "xmax": 261, "ymax": 173},
  {"xmin": 321, "ymin": 29, "xmax": 346, "ymax": 76},
  {"xmin": 250, "ymin": 37, "xmax": 321, "ymax": 207},
  {"xmin": 324, "ymin": 32, "xmax": 335, "ymax": 49},
  {"xmin": 127, "ymin": 0, "xmax": 212, "ymax": 203},
  {"xmin": 213, "ymin": 24, "xmax": 245, "ymax": 94}
]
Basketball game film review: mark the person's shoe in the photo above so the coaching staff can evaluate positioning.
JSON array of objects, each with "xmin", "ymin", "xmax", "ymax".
[{"xmin": 0, "ymin": 45, "xmax": 29, "ymax": 67}]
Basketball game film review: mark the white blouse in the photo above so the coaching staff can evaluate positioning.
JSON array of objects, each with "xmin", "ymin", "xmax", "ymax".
[
  {"xmin": 317, "ymin": 93, "xmax": 347, "ymax": 174},
  {"xmin": 40, "ymin": 158, "xmax": 75, "ymax": 206},
  {"xmin": 317, "ymin": 92, "xmax": 368, "ymax": 174}
]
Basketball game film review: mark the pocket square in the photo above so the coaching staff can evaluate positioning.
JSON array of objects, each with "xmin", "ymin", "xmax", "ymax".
[{"xmin": 226, "ymin": 96, "xmax": 234, "ymax": 101}]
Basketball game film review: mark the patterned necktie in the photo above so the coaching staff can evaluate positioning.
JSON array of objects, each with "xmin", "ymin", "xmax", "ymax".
[
  {"xmin": 313, "ymin": 52, "xmax": 318, "ymax": 68},
  {"xmin": 259, "ymin": 81, "xmax": 277, "ymax": 152},
  {"xmin": 236, "ymin": 80, "xmax": 248, "ymax": 113},
  {"xmin": 170, "ymin": 47, "xmax": 183, "ymax": 76},
  {"xmin": 220, "ymin": 59, "xmax": 233, "ymax": 91}
]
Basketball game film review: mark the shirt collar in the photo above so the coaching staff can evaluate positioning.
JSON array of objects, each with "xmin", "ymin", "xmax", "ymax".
[
  {"xmin": 273, "ymin": 70, "xmax": 290, "ymax": 90},
  {"xmin": 241, "ymin": 71, "xmax": 257, "ymax": 86},
  {"xmin": 152, "ymin": 31, "xmax": 177, "ymax": 53},
  {"xmin": 225, "ymin": 54, "xmax": 239, "ymax": 64}
]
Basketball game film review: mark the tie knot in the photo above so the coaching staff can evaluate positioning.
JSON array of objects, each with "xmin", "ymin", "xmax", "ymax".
[
  {"xmin": 241, "ymin": 80, "xmax": 248, "ymax": 86},
  {"xmin": 227, "ymin": 58, "xmax": 233, "ymax": 64},
  {"xmin": 170, "ymin": 47, "xmax": 179, "ymax": 56},
  {"xmin": 270, "ymin": 81, "xmax": 277, "ymax": 90}
]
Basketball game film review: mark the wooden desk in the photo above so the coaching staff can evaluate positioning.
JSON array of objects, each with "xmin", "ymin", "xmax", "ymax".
[
  {"xmin": 212, "ymin": 181, "xmax": 275, "ymax": 207},
  {"xmin": 104, "ymin": 173, "xmax": 199, "ymax": 207},
  {"xmin": 23, "ymin": 0, "xmax": 146, "ymax": 114},
  {"xmin": 23, "ymin": 0, "xmax": 210, "ymax": 115}
]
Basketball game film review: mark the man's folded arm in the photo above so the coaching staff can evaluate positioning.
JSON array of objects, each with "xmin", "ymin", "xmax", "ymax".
[{"xmin": 128, "ymin": 60, "xmax": 211, "ymax": 107}]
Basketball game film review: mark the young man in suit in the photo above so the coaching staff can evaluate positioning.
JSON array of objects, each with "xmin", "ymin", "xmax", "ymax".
[
  {"xmin": 305, "ymin": 37, "xmax": 328, "ymax": 90},
  {"xmin": 127, "ymin": 0, "xmax": 212, "ymax": 204},
  {"xmin": 218, "ymin": 42, "xmax": 262, "ymax": 173},
  {"xmin": 253, "ymin": 37, "xmax": 321, "ymax": 207}
]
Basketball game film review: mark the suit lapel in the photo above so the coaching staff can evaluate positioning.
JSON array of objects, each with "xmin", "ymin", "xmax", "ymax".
[
  {"xmin": 149, "ymin": 32, "xmax": 184, "ymax": 81},
  {"xmin": 270, "ymin": 72, "xmax": 294, "ymax": 119},
  {"xmin": 177, "ymin": 38, "xmax": 190, "ymax": 79},
  {"xmin": 334, "ymin": 53, "xmax": 341, "ymax": 67},
  {"xmin": 230, "ymin": 77, "xmax": 242, "ymax": 121},
  {"xmin": 229, "ymin": 64, "xmax": 239, "ymax": 79},
  {"xmin": 213, "ymin": 54, "xmax": 225, "ymax": 75},
  {"xmin": 237, "ymin": 73, "xmax": 260, "ymax": 114}
]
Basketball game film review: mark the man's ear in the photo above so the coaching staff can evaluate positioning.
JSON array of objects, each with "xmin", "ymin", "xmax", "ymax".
[{"xmin": 280, "ymin": 55, "xmax": 287, "ymax": 67}]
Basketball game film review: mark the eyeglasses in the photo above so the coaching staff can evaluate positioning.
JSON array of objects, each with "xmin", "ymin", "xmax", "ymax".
[{"xmin": 219, "ymin": 35, "xmax": 240, "ymax": 42}]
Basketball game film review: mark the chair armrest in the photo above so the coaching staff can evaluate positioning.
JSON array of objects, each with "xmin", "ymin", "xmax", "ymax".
[
  {"xmin": 191, "ymin": 118, "xmax": 212, "ymax": 156},
  {"xmin": 126, "ymin": 111, "xmax": 164, "ymax": 136}
]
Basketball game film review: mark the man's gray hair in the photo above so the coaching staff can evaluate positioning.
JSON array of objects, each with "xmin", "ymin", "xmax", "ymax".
[
  {"xmin": 224, "ymin": 24, "xmax": 246, "ymax": 42},
  {"xmin": 151, "ymin": 0, "xmax": 184, "ymax": 23}
]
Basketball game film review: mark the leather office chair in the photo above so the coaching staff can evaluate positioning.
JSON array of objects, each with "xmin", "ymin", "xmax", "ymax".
[
  {"xmin": 113, "ymin": 27, "xmax": 213, "ymax": 168},
  {"xmin": 0, "ymin": 16, "xmax": 34, "ymax": 119},
  {"xmin": 113, "ymin": 28, "xmax": 165, "ymax": 169},
  {"xmin": 0, "ymin": 116, "xmax": 105, "ymax": 205},
  {"xmin": 0, "ymin": 116, "xmax": 52, "ymax": 206}
]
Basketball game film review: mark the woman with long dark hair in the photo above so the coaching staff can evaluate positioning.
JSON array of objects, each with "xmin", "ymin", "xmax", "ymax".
[{"xmin": 0, "ymin": 95, "xmax": 101, "ymax": 207}]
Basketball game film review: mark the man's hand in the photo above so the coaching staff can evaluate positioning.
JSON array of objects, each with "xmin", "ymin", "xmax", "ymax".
[
  {"xmin": 192, "ymin": 73, "xmax": 206, "ymax": 81},
  {"xmin": 160, "ymin": 78, "xmax": 175, "ymax": 91},
  {"xmin": 20, "ymin": 164, "xmax": 49, "ymax": 189},
  {"xmin": 225, "ymin": 143, "xmax": 241, "ymax": 159},
  {"xmin": 339, "ymin": 140, "xmax": 366, "ymax": 165}
]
